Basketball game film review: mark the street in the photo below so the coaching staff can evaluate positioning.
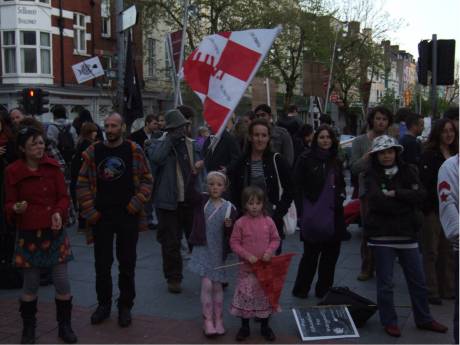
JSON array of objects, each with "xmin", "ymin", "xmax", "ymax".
[{"xmin": 0, "ymin": 222, "xmax": 454, "ymax": 344}]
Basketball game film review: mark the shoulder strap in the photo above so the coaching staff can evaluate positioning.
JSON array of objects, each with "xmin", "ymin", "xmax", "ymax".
[
  {"xmin": 273, "ymin": 153, "xmax": 283, "ymax": 198},
  {"xmin": 225, "ymin": 201, "xmax": 232, "ymax": 219}
]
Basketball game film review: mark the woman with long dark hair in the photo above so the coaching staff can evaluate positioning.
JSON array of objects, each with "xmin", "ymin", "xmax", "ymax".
[
  {"xmin": 418, "ymin": 118, "xmax": 458, "ymax": 305},
  {"xmin": 4, "ymin": 127, "xmax": 77, "ymax": 344},
  {"xmin": 291, "ymin": 125, "xmax": 347, "ymax": 298},
  {"xmin": 228, "ymin": 118, "xmax": 294, "ymax": 252},
  {"xmin": 364, "ymin": 135, "xmax": 447, "ymax": 337}
]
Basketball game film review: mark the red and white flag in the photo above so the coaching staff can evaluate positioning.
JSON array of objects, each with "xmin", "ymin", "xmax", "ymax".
[{"xmin": 183, "ymin": 27, "xmax": 281, "ymax": 136}]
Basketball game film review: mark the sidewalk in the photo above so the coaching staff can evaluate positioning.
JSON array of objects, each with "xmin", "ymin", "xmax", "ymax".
[{"xmin": 0, "ymin": 224, "xmax": 455, "ymax": 344}]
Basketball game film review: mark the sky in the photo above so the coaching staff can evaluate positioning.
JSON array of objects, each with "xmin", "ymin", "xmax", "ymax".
[{"xmin": 382, "ymin": 0, "xmax": 460, "ymax": 60}]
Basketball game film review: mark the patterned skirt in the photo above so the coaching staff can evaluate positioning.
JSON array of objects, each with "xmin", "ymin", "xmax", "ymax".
[
  {"xmin": 14, "ymin": 228, "xmax": 74, "ymax": 268},
  {"xmin": 230, "ymin": 269, "xmax": 281, "ymax": 319}
]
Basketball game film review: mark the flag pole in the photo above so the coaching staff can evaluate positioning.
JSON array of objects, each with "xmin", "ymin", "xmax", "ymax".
[{"xmin": 174, "ymin": 0, "xmax": 189, "ymax": 107}]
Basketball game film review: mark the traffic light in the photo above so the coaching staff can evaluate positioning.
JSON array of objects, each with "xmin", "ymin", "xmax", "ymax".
[
  {"xmin": 37, "ymin": 89, "xmax": 49, "ymax": 115},
  {"xmin": 417, "ymin": 39, "xmax": 456, "ymax": 86},
  {"xmin": 16, "ymin": 88, "xmax": 49, "ymax": 115},
  {"xmin": 22, "ymin": 88, "xmax": 39, "ymax": 115},
  {"xmin": 417, "ymin": 40, "xmax": 430, "ymax": 86}
]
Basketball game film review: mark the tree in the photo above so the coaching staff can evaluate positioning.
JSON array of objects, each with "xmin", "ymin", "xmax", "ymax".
[
  {"xmin": 140, "ymin": 0, "xmax": 335, "ymax": 110},
  {"xmin": 324, "ymin": 0, "xmax": 403, "ymax": 132}
]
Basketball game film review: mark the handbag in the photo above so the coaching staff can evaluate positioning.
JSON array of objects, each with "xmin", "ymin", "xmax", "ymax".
[
  {"xmin": 318, "ymin": 286, "xmax": 378, "ymax": 328},
  {"xmin": 300, "ymin": 170, "xmax": 335, "ymax": 242},
  {"xmin": 273, "ymin": 153, "xmax": 297, "ymax": 235}
]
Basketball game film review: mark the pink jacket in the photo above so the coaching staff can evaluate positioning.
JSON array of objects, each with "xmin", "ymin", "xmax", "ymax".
[{"xmin": 230, "ymin": 215, "xmax": 280, "ymax": 269}]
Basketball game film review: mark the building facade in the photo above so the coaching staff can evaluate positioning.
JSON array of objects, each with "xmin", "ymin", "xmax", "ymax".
[{"xmin": 0, "ymin": 0, "xmax": 167, "ymax": 125}]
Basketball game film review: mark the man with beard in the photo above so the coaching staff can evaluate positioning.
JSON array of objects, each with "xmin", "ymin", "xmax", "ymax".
[
  {"xmin": 350, "ymin": 106, "xmax": 393, "ymax": 281},
  {"xmin": 77, "ymin": 113, "xmax": 153, "ymax": 328}
]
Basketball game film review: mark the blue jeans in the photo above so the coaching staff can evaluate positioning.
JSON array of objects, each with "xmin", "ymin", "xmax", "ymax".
[
  {"xmin": 373, "ymin": 246, "xmax": 432, "ymax": 326},
  {"xmin": 454, "ymin": 251, "xmax": 459, "ymax": 344}
]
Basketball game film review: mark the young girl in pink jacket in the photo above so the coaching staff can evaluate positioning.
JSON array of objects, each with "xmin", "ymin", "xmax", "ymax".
[{"xmin": 229, "ymin": 186, "xmax": 280, "ymax": 342}]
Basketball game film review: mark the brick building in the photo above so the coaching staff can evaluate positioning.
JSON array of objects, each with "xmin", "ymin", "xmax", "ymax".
[{"xmin": 0, "ymin": 0, "xmax": 166, "ymax": 124}]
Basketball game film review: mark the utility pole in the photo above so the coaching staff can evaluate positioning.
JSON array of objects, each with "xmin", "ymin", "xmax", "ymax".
[
  {"xmin": 116, "ymin": 0, "xmax": 125, "ymax": 112},
  {"xmin": 174, "ymin": 0, "xmax": 190, "ymax": 107},
  {"xmin": 324, "ymin": 28, "xmax": 339, "ymax": 114},
  {"xmin": 430, "ymin": 34, "xmax": 438, "ymax": 118}
]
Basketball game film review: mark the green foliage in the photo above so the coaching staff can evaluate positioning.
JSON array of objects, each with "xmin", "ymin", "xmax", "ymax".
[{"xmin": 141, "ymin": 0, "xmax": 335, "ymax": 109}]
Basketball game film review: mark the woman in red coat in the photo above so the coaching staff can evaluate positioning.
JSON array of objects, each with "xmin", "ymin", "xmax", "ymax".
[{"xmin": 4, "ymin": 126, "xmax": 77, "ymax": 344}]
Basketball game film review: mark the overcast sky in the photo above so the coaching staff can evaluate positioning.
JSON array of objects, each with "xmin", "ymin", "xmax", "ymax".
[{"xmin": 382, "ymin": 0, "xmax": 460, "ymax": 60}]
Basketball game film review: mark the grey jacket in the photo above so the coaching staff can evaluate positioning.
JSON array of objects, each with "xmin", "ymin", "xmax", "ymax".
[
  {"xmin": 271, "ymin": 125, "xmax": 294, "ymax": 166},
  {"xmin": 146, "ymin": 133, "xmax": 204, "ymax": 210}
]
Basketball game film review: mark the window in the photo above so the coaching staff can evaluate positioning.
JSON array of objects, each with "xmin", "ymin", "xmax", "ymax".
[
  {"xmin": 147, "ymin": 38, "xmax": 156, "ymax": 77},
  {"xmin": 1, "ymin": 30, "xmax": 51, "ymax": 75},
  {"xmin": 40, "ymin": 32, "xmax": 51, "ymax": 74},
  {"xmin": 73, "ymin": 13, "xmax": 86, "ymax": 53},
  {"xmin": 20, "ymin": 31, "xmax": 37, "ymax": 73},
  {"xmin": 2, "ymin": 31, "xmax": 16, "ymax": 73},
  {"xmin": 101, "ymin": 0, "xmax": 111, "ymax": 37}
]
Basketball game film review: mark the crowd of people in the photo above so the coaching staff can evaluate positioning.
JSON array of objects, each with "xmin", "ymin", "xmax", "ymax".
[{"xmin": 0, "ymin": 103, "xmax": 458, "ymax": 344}]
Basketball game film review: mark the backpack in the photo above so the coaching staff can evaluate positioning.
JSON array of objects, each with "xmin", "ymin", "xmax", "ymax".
[{"xmin": 54, "ymin": 124, "xmax": 76, "ymax": 163}]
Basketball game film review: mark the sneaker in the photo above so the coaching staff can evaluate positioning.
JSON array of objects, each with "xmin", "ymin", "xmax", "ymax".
[
  {"xmin": 357, "ymin": 272, "xmax": 373, "ymax": 281},
  {"xmin": 167, "ymin": 281, "xmax": 182, "ymax": 294},
  {"xmin": 384, "ymin": 325, "xmax": 401, "ymax": 337},
  {"xmin": 428, "ymin": 297, "xmax": 443, "ymax": 305},
  {"xmin": 235, "ymin": 326, "xmax": 250, "ymax": 341},
  {"xmin": 118, "ymin": 307, "xmax": 132, "ymax": 327},
  {"xmin": 261, "ymin": 326, "xmax": 276, "ymax": 341},
  {"xmin": 416, "ymin": 320, "xmax": 448, "ymax": 333},
  {"xmin": 91, "ymin": 304, "xmax": 111, "ymax": 325}
]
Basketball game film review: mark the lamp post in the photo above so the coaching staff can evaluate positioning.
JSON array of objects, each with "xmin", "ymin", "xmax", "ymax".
[{"xmin": 324, "ymin": 28, "xmax": 339, "ymax": 114}]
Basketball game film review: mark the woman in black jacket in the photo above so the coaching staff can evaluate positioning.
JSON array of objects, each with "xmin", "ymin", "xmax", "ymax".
[
  {"xmin": 228, "ymin": 118, "xmax": 294, "ymax": 248},
  {"xmin": 364, "ymin": 135, "xmax": 447, "ymax": 338},
  {"xmin": 418, "ymin": 118, "xmax": 458, "ymax": 305},
  {"xmin": 291, "ymin": 125, "xmax": 346, "ymax": 299}
]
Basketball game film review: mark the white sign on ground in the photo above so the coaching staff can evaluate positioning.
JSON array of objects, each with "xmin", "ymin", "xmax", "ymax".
[{"xmin": 292, "ymin": 306, "xmax": 359, "ymax": 341}]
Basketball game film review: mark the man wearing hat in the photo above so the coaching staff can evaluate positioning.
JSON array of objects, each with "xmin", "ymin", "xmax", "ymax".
[{"xmin": 147, "ymin": 109, "xmax": 204, "ymax": 293}]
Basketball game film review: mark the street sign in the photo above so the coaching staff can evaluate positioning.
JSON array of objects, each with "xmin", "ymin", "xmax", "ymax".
[
  {"xmin": 121, "ymin": 5, "xmax": 137, "ymax": 32},
  {"xmin": 72, "ymin": 56, "xmax": 105, "ymax": 84}
]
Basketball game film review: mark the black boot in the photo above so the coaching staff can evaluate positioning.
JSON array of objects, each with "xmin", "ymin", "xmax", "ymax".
[
  {"xmin": 260, "ymin": 318, "xmax": 276, "ymax": 341},
  {"xmin": 56, "ymin": 298, "xmax": 77, "ymax": 344},
  {"xmin": 90, "ymin": 304, "xmax": 111, "ymax": 325},
  {"xmin": 235, "ymin": 318, "xmax": 250, "ymax": 341},
  {"xmin": 19, "ymin": 299, "xmax": 37, "ymax": 344}
]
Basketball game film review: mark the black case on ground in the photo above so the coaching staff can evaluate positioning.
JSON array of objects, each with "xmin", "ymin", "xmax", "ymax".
[{"xmin": 318, "ymin": 286, "xmax": 378, "ymax": 328}]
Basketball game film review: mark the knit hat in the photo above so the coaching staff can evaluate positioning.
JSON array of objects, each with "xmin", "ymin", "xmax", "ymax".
[
  {"xmin": 369, "ymin": 135, "xmax": 403, "ymax": 154},
  {"xmin": 164, "ymin": 109, "xmax": 189, "ymax": 130}
]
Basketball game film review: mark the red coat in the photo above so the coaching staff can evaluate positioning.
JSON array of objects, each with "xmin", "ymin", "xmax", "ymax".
[{"xmin": 5, "ymin": 155, "xmax": 69, "ymax": 230}]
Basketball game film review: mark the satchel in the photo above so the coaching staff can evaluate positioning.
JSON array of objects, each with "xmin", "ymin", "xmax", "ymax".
[
  {"xmin": 273, "ymin": 153, "xmax": 297, "ymax": 235},
  {"xmin": 318, "ymin": 286, "xmax": 378, "ymax": 328},
  {"xmin": 300, "ymin": 170, "xmax": 335, "ymax": 242}
]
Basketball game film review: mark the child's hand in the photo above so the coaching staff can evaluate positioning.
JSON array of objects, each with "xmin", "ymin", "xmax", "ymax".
[
  {"xmin": 248, "ymin": 255, "xmax": 258, "ymax": 264},
  {"xmin": 262, "ymin": 253, "xmax": 272, "ymax": 262},
  {"xmin": 224, "ymin": 218, "xmax": 232, "ymax": 227}
]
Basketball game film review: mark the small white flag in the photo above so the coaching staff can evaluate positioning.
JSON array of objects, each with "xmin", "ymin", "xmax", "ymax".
[{"xmin": 72, "ymin": 57, "xmax": 105, "ymax": 84}]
